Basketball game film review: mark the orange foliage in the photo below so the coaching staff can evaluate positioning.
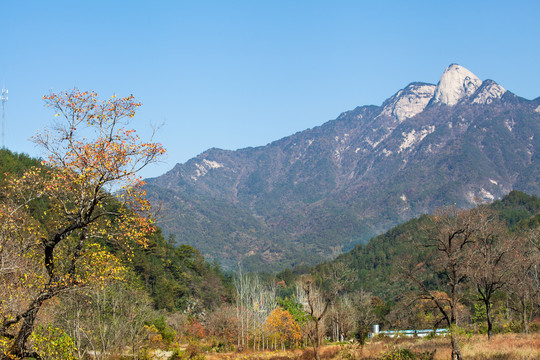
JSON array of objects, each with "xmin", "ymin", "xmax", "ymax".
[
  {"xmin": 265, "ymin": 307, "xmax": 302, "ymax": 349},
  {"xmin": 187, "ymin": 319, "xmax": 208, "ymax": 339}
]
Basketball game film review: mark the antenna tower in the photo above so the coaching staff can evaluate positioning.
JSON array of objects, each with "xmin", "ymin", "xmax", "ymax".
[{"xmin": 1, "ymin": 87, "xmax": 7, "ymax": 148}]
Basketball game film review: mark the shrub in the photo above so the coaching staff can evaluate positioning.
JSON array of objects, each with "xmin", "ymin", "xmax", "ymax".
[
  {"xmin": 379, "ymin": 348, "xmax": 435, "ymax": 360},
  {"xmin": 151, "ymin": 315, "xmax": 177, "ymax": 344},
  {"xmin": 29, "ymin": 325, "xmax": 77, "ymax": 360}
]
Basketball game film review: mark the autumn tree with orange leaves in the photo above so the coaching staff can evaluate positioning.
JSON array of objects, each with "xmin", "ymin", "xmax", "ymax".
[
  {"xmin": 0, "ymin": 89, "xmax": 165, "ymax": 359},
  {"xmin": 265, "ymin": 307, "xmax": 301, "ymax": 350}
]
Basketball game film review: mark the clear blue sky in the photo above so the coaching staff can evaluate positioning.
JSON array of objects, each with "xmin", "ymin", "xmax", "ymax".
[{"xmin": 1, "ymin": 0, "xmax": 539, "ymax": 179}]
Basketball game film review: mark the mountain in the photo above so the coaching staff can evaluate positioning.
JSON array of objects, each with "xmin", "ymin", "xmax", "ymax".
[{"xmin": 145, "ymin": 64, "xmax": 540, "ymax": 271}]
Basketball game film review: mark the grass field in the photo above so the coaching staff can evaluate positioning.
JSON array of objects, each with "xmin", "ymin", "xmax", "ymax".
[{"xmin": 202, "ymin": 333, "xmax": 540, "ymax": 360}]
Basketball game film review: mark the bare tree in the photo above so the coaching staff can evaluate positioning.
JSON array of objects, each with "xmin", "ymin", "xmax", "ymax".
[
  {"xmin": 405, "ymin": 207, "xmax": 477, "ymax": 360},
  {"xmin": 506, "ymin": 231, "xmax": 539, "ymax": 333},
  {"xmin": 233, "ymin": 269, "xmax": 276, "ymax": 350},
  {"xmin": 352, "ymin": 291, "xmax": 378, "ymax": 345},
  {"xmin": 55, "ymin": 281, "xmax": 155, "ymax": 359},
  {"xmin": 327, "ymin": 295, "xmax": 356, "ymax": 342},
  {"xmin": 297, "ymin": 278, "xmax": 332, "ymax": 360},
  {"xmin": 466, "ymin": 208, "xmax": 514, "ymax": 339}
]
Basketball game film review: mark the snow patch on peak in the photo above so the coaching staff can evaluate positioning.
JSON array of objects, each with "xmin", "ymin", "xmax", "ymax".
[
  {"xmin": 433, "ymin": 64, "xmax": 482, "ymax": 106},
  {"xmin": 472, "ymin": 80, "xmax": 506, "ymax": 104},
  {"xmin": 381, "ymin": 83, "xmax": 436, "ymax": 122}
]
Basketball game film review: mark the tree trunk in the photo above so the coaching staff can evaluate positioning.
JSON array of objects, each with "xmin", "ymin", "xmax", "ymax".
[
  {"xmin": 312, "ymin": 341, "xmax": 320, "ymax": 360},
  {"xmin": 450, "ymin": 293, "xmax": 463, "ymax": 360},
  {"xmin": 314, "ymin": 321, "xmax": 321, "ymax": 360},
  {"xmin": 484, "ymin": 299, "xmax": 493, "ymax": 339},
  {"xmin": 522, "ymin": 298, "xmax": 529, "ymax": 334},
  {"xmin": 3, "ymin": 291, "xmax": 53, "ymax": 360},
  {"xmin": 450, "ymin": 332, "xmax": 463, "ymax": 360},
  {"xmin": 4, "ymin": 312, "xmax": 37, "ymax": 359}
]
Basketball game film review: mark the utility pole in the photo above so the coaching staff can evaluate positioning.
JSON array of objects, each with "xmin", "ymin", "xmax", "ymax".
[{"xmin": 1, "ymin": 87, "xmax": 7, "ymax": 148}]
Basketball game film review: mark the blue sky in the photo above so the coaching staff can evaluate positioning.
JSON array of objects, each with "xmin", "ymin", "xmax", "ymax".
[{"xmin": 1, "ymin": 0, "xmax": 539, "ymax": 179}]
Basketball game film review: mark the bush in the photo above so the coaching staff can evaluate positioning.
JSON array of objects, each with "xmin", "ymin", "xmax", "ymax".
[
  {"xmin": 379, "ymin": 348, "xmax": 435, "ymax": 360},
  {"xmin": 183, "ymin": 342, "xmax": 207, "ymax": 360},
  {"xmin": 29, "ymin": 325, "xmax": 77, "ymax": 360},
  {"xmin": 168, "ymin": 348, "xmax": 186, "ymax": 360},
  {"xmin": 151, "ymin": 315, "xmax": 177, "ymax": 344}
]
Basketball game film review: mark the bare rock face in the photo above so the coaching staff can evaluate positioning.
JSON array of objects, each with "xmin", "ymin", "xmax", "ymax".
[
  {"xmin": 433, "ymin": 64, "xmax": 483, "ymax": 105},
  {"xmin": 381, "ymin": 83, "xmax": 436, "ymax": 122},
  {"xmin": 471, "ymin": 80, "xmax": 507, "ymax": 104}
]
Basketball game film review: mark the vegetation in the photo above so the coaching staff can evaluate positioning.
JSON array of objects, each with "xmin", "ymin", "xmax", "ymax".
[{"xmin": 0, "ymin": 91, "xmax": 231, "ymax": 359}]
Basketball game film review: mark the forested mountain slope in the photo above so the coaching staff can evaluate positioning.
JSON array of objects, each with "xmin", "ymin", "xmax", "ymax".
[{"xmin": 314, "ymin": 190, "xmax": 540, "ymax": 302}]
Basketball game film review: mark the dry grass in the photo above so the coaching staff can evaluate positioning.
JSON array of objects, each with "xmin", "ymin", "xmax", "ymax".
[
  {"xmin": 460, "ymin": 333, "xmax": 540, "ymax": 360},
  {"xmin": 363, "ymin": 333, "xmax": 540, "ymax": 360},
  {"xmin": 204, "ymin": 333, "xmax": 540, "ymax": 360}
]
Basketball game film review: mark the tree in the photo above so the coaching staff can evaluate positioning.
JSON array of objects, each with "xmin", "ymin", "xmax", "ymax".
[
  {"xmin": 55, "ymin": 281, "xmax": 156, "ymax": 360},
  {"xmin": 297, "ymin": 279, "xmax": 331, "ymax": 360},
  {"xmin": 327, "ymin": 294, "xmax": 356, "ymax": 342},
  {"xmin": 0, "ymin": 89, "xmax": 164, "ymax": 359},
  {"xmin": 405, "ymin": 207, "xmax": 476, "ymax": 360},
  {"xmin": 205, "ymin": 304, "xmax": 238, "ymax": 348},
  {"xmin": 264, "ymin": 307, "xmax": 301, "ymax": 349},
  {"xmin": 233, "ymin": 270, "xmax": 276, "ymax": 350},
  {"xmin": 353, "ymin": 291, "xmax": 379, "ymax": 345},
  {"xmin": 466, "ymin": 208, "xmax": 514, "ymax": 339},
  {"xmin": 506, "ymin": 231, "xmax": 539, "ymax": 334}
]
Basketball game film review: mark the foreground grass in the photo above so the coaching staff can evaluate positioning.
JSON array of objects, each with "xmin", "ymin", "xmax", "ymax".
[
  {"xmin": 365, "ymin": 333, "xmax": 540, "ymax": 359},
  {"xmin": 203, "ymin": 333, "xmax": 540, "ymax": 360}
]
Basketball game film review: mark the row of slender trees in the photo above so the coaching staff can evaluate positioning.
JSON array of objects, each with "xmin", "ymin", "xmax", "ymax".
[{"xmin": 231, "ymin": 270, "xmax": 378, "ymax": 360}]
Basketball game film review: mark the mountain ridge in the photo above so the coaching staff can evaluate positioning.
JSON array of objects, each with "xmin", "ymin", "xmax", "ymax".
[{"xmin": 145, "ymin": 64, "xmax": 540, "ymax": 271}]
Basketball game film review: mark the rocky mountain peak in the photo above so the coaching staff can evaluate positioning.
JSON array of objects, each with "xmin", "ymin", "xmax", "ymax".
[
  {"xmin": 471, "ymin": 79, "xmax": 507, "ymax": 104},
  {"xmin": 433, "ymin": 64, "xmax": 482, "ymax": 106},
  {"xmin": 381, "ymin": 82, "xmax": 436, "ymax": 122}
]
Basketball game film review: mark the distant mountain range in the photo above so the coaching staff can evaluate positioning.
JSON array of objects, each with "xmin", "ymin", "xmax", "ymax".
[{"xmin": 145, "ymin": 64, "xmax": 540, "ymax": 271}]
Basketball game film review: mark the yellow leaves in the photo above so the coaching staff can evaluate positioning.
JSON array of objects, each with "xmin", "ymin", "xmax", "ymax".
[
  {"xmin": 29, "ymin": 324, "xmax": 77, "ymax": 360},
  {"xmin": 70, "ymin": 243, "xmax": 127, "ymax": 287},
  {"xmin": 265, "ymin": 307, "xmax": 302, "ymax": 346}
]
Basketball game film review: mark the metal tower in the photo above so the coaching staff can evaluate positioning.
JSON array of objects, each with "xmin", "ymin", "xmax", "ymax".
[{"xmin": 1, "ymin": 87, "xmax": 7, "ymax": 148}]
